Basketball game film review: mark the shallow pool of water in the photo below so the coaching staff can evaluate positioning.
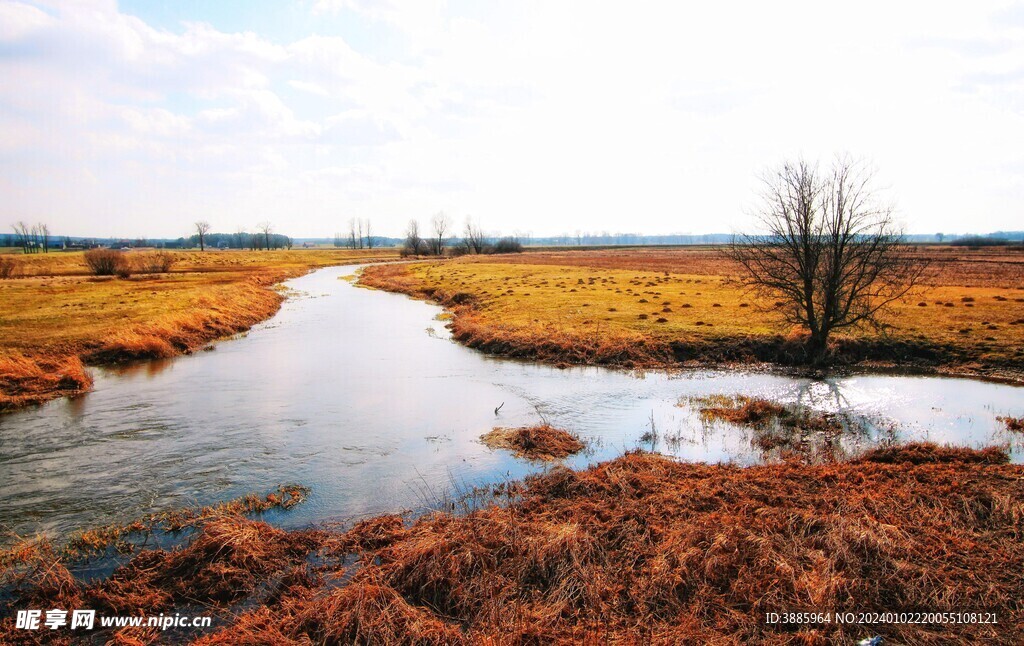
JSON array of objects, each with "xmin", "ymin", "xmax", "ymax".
[{"xmin": 1, "ymin": 265, "xmax": 1021, "ymax": 542}]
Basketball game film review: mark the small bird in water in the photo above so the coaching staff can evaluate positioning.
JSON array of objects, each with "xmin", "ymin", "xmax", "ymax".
[
  {"xmin": 857, "ymin": 637, "xmax": 883, "ymax": 646},
  {"xmin": 494, "ymin": 402, "xmax": 504, "ymax": 415}
]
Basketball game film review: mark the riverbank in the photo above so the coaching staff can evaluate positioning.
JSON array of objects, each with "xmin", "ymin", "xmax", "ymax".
[
  {"xmin": 0, "ymin": 249, "xmax": 398, "ymax": 412},
  {"xmin": 2, "ymin": 443, "xmax": 1021, "ymax": 644},
  {"xmin": 358, "ymin": 247, "xmax": 1024, "ymax": 383}
]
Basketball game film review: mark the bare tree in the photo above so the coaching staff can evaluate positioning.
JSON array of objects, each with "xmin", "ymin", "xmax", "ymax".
[
  {"xmin": 234, "ymin": 226, "xmax": 248, "ymax": 249},
  {"xmin": 363, "ymin": 218, "xmax": 373, "ymax": 249},
  {"xmin": 12, "ymin": 222, "xmax": 32, "ymax": 254},
  {"xmin": 38, "ymin": 223, "xmax": 50, "ymax": 254},
  {"xmin": 348, "ymin": 218, "xmax": 358, "ymax": 249},
  {"xmin": 728, "ymin": 156, "xmax": 928, "ymax": 363},
  {"xmin": 463, "ymin": 216, "xmax": 485, "ymax": 254},
  {"xmin": 430, "ymin": 211, "xmax": 451, "ymax": 255},
  {"xmin": 194, "ymin": 221, "xmax": 211, "ymax": 251},
  {"xmin": 257, "ymin": 221, "xmax": 273, "ymax": 251},
  {"xmin": 404, "ymin": 219, "xmax": 423, "ymax": 256}
]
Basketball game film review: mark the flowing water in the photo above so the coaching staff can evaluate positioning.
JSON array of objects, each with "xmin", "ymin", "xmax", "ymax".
[{"xmin": 1, "ymin": 265, "xmax": 1021, "ymax": 543}]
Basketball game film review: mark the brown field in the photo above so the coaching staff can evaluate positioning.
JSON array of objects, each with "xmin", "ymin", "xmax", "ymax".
[
  {"xmin": 0, "ymin": 248, "xmax": 397, "ymax": 411},
  {"xmin": 2, "ymin": 443, "xmax": 1021, "ymax": 644},
  {"xmin": 359, "ymin": 246, "xmax": 1024, "ymax": 380}
]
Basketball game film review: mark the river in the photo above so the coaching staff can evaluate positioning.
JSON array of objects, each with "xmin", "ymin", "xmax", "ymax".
[{"xmin": 1, "ymin": 265, "xmax": 1021, "ymax": 543}]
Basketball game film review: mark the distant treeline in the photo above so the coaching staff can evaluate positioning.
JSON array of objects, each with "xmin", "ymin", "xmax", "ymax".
[
  {"xmin": 4, "ymin": 230, "xmax": 1022, "ymax": 250},
  {"xmin": 181, "ymin": 232, "xmax": 294, "ymax": 250}
]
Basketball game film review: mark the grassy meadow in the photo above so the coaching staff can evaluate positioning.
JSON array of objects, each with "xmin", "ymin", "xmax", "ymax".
[
  {"xmin": 360, "ymin": 246, "xmax": 1024, "ymax": 378},
  {"xmin": 0, "ymin": 248, "xmax": 397, "ymax": 411}
]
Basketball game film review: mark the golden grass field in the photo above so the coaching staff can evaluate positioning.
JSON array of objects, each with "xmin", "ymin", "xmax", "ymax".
[
  {"xmin": 0, "ymin": 248, "xmax": 397, "ymax": 411},
  {"xmin": 360, "ymin": 246, "xmax": 1024, "ymax": 379}
]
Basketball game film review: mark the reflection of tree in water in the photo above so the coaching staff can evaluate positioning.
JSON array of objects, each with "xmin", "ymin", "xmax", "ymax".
[
  {"xmin": 778, "ymin": 378, "xmax": 901, "ymax": 460},
  {"xmin": 689, "ymin": 382, "xmax": 902, "ymax": 464}
]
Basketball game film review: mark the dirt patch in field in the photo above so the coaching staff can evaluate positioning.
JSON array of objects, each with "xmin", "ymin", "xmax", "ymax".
[{"xmin": 481, "ymin": 425, "xmax": 586, "ymax": 460}]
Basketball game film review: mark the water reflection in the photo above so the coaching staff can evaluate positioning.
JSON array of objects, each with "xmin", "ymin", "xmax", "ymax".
[
  {"xmin": 0, "ymin": 265, "xmax": 1021, "ymax": 545},
  {"xmin": 102, "ymin": 358, "xmax": 175, "ymax": 379}
]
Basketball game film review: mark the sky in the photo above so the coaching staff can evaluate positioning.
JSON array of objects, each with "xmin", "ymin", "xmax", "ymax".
[{"xmin": 0, "ymin": 0, "xmax": 1022, "ymax": 239}]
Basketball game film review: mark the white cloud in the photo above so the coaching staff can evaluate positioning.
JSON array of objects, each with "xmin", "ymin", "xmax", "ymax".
[{"xmin": 0, "ymin": 0, "xmax": 1021, "ymax": 238}]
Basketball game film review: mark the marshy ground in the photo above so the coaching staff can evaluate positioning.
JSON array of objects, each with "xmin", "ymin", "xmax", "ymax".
[
  {"xmin": 2, "ymin": 443, "xmax": 1021, "ymax": 644},
  {"xmin": 359, "ymin": 246, "xmax": 1024, "ymax": 380}
]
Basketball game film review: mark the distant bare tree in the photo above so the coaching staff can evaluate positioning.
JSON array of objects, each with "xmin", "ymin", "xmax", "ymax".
[
  {"xmin": 12, "ymin": 222, "xmax": 33, "ymax": 254},
  {"xmin": 257, "ymin": 221, "xmax": 273, "ymax": 251},
  {"xmin": 463, "ymin": 216, "xmax": 485, "ymax": 254},
  {"xmin": 234, "ymin": 226, "xmax": 247, "ymax": 250},
  {"xmin": 348, "ymin": 218, "xmax": 358, "ymax": 249},
  {"xmin": 194, "ymin": 221, "xmax": 211, "ymax": 251},
  {"xmin": 363, "ymin": 218, "xmax": 373, "ymax": 249},
  {"xmin": 403, "ymin": 219, "xmax": 424, "ymax": 256},
  {"xmin": 729, "ymin": 156, "xmax": 928, "ymax": 363},
  {"xmin": 39, "ymin": 223, "xmax": 50, "ymax": 253},
  {"xmin": 430, "ymin": 212, "xmax": 451, "ymax": 255},
  {"xmin": 11, "ymin": 222, "xmax": 27, "ymax": 253}
]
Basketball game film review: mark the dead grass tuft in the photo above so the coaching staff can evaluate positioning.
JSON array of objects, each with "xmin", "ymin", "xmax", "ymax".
[
  {"xmin": 997, "ymin": 416, "xmax": 1023, "ymax": 433},
  {"xmin": 99, "ymin": 515, "xmax": 321, "ymax": 611},
  {"xmin": 0, "ymin": 257, "xmax": 21, "ymax": 279},
  {"xmin": 0, "ymin": 352, "xmax": 92, "ymax": 412},
  {"xmin": 692, "ymin": 395, "xmax": 847, "ymax": 458},
  {"xmin": 694, "ymin": 394, "xmax": 788, "ymax": 427},
  {"xmin": 64, "ymin": 485, "xmax": 311, "ymax": 558},
  {"xmin": 481, "ymin": 425, "xmax": 586, "ymax": 460}
]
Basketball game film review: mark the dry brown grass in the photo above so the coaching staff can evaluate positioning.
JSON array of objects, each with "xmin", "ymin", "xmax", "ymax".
[
  {"xmin": 694, "ymin": 394, "xmax": 790, "ymax": 427},
  {"xmin": 692, "ymin": 395, "xmax": 855, "ymax": 460},
  {"xmin": 6, "ymin": 444, "xmax": 1019, "ymax": 644},
  {"xmin": 63, "ymin": 485, "xmax": 310, "ymax": 559},
  {"xmin": 475, "ymin": 245, "xmax": 1024, "ymax": 288},
  {"xmin": 0, "ymin": 257, "xmax": 21, "ymax": 279},
  {"xmin": 0, "ymin": 353, "xmax": 93, "ymax": 411},
  {"xmin": 0, "ymin": 248, "xmax": 398, "ymax": 412},
  {"xmin": 360, "ymin": 246, "xmax": 1024, "ymax": 380},
  {"xmin": 998, "ymin": 416, "xmax": 1024, "ymax": 433},
  {"xmin": 480, "ymin": 425, "xmax": 586, "ymax": 460}
]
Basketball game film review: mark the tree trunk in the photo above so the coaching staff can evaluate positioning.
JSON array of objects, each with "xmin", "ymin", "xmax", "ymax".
[{"xmin": 807, "ymin": 330, "xmax": 829, "ymax": 365}]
